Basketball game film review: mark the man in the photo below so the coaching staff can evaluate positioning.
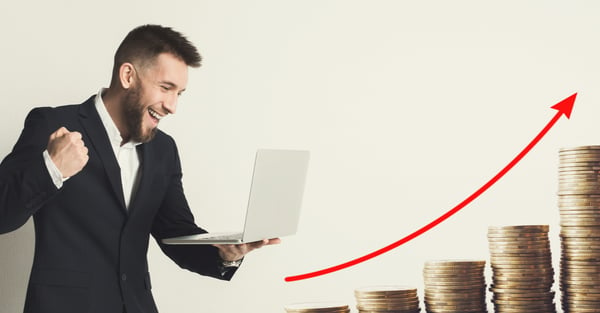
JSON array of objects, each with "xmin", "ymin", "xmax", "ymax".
[{"xmin": 0, "ymin": 25, "xmax": 279, "ymax": 313}]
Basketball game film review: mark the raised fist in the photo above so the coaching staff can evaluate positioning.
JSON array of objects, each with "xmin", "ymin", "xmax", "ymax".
[{"xmin": 47, "ymin": 127, "xmax": 89, "ymax": 178}]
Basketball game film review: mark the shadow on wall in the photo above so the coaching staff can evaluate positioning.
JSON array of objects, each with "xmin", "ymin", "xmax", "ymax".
[{"xmin": 0, "ymin": 220, "xmax": 34, "ymax": 312}]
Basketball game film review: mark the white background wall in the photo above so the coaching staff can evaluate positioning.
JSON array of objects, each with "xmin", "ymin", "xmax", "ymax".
[{"xmin": 1, "ymin": 1, "xmax": 599, "ymax": 312}]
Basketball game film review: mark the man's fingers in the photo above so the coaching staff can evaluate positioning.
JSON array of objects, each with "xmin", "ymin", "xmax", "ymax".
[
  {"xmin": 47, "ymin": 127, "xmax": 88, "ymax": 178},
  {"xmin": 69, "ymin": 131, "xmax": 83, "ymax": 141},
  {"xmin": 50, "ymin": 127, "xmax": 68, "ymax": 140},
  {"xmin": 54, "ymin": 126, "xmax": 69, "ymax": 137}
]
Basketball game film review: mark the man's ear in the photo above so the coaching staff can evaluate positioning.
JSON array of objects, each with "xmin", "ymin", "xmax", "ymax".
[{"xmin": 119, "ymin": 62, "xmax": 136, "ymax": 89}]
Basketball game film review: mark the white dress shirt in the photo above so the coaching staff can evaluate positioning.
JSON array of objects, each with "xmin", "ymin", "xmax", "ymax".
[{"xmin": 44, "ymin": 89, "xmax": 142, "ymax": 209}]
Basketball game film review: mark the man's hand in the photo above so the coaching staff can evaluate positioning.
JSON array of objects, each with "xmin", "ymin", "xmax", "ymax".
[
  {"xmin": 214, "ymin": 238, "xmax": 281, "ymax": 262},
  {"xmin": 47, "ymin": 127, "xmax": 89, "ymax": 178}
]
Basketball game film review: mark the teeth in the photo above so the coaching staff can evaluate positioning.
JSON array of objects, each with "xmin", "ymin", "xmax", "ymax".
[{"xmin": 149, "ymin": 109, "xmax": 163, "ymax": 120}]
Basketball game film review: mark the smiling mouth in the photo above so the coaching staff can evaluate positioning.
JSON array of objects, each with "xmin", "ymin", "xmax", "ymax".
[{"xmin": 148, "ymin": 108, "xmax": 164, "ymax": 121}]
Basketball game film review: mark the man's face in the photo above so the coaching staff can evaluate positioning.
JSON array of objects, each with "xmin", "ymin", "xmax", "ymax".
[{"xmin": 122, "ymin": 53, "xmax": 188, "ymax": 143}]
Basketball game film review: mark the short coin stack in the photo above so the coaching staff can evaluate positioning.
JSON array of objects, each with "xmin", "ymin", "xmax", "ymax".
[
  {"xmin": 284, "ymin": 302, "xmax": 350, "ymax": 313},
  {"xmin": 423, "ymin": 260, "xmax": 487, "ymax": 313},
  {"xmin": 558, "ymin": 145, "xmax": 600, "ymax": 313},
  {"xmin": 354, "ymin": 285, "xmax": 420, "ymax": 313},
  {"xmin": 487, "ymin": 225, "xmax": 556, "ymax": 313}
]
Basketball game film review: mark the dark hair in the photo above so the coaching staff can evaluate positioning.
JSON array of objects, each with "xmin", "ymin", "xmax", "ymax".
[{"xmin": 112, "ymin": 25, "xmax": 201, "ymax": 79}]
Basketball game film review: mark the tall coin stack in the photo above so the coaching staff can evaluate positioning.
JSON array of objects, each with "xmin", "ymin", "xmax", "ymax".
[
  {"xmin": 354, "ymin": 286, "xmax": 420, "ymax": 313},
  {"xmin": 423, "ymin": 260, "xmax": 487, "ymax": 313},
  {"xmin": 558, "ymin": 145, "xmax": 600, "ymax": 313},
  {"xmin": 487, "ymin": 225, "xmax": 556, "ymax": 313},
  {"xmin": 284, "ymin": 302, "xmax": 350, "ymax": 313}
]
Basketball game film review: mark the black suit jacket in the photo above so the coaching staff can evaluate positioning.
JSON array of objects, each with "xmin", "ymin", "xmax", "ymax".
[{"xmin": 0, "ymin": 96, "xmax": 236, "ymax": 313}]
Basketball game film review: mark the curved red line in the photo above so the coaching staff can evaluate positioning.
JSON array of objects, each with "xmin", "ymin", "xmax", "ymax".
[{"xmin": 285, "ymin": 93, "xmax": 576, "ymax": 282}]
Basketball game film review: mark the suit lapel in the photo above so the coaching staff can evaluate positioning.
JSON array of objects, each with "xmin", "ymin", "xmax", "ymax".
[{"xmin": 78, "ymin": 97, "xmax": 127, "ymax": 211}]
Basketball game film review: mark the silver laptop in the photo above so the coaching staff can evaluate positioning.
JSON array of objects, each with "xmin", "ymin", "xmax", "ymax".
[{"xmin": 162, "ymin": 149, "xmax": 310, "ymax": 244}]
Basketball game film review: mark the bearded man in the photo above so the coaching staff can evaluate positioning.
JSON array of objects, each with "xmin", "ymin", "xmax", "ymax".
[{"xmin": 0, "ymin": 24, "xmax": 278, "ymax": 313}]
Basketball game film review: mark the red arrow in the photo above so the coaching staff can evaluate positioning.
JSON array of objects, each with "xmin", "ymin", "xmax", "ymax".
[{"xmin": 285, "ymin": 93, "xmax": 577, "ymax": 282}]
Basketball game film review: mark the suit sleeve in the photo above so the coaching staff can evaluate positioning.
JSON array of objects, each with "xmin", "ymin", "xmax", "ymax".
[
  {"xmin": 150, "ymin": 140, "xmax": 238, "ymax": 281},
  {"xmin": 0, "ymin": 108, "xmax": 59, "ymax": 234}
]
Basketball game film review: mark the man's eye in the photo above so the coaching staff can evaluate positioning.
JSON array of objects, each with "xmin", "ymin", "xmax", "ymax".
[{"xmin": 161, "ymin": 85, "xmax": 170, "ymax": 91}]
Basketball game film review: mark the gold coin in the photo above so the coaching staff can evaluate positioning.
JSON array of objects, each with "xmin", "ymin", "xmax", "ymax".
[
  {"xmin": 488, "ymin": 246, "xmax": 552, "ymax": 253},
  {"xmin": 559, "ymin": 211, "xmax": 600, "ymax": 216},
  {"xmin": 560, "ymin": 145, "xmax": 600, "ymax": 151},
  {"xmin": 357, "ymin": 310, "xmax": 420, "ymax": 313},
  {"xmin": 423, "ymin": 267, "xmax": 484, "ymax": 273},
  {"xmin": 356, "ymin": 302, "xmax": 419, "ymax": 310},
  {"xmin": 424, "ymin": 260, "xmax": 485, "ymax": 267},
  {"xmin": 487, "ymin": 232, "xmax": 549, "ymax": 239},
  {"xmin": 490, "ymin": 260, "xmax": 553, "ymax": 267},
  {"xmin": 488, "ymin": 225, "xmax": 549, "ymax": 232},
  {"xmin": 490, "ymin": 254, "xmax": 552, "ymax": 260},
  {"xmin": 561, "ymin": 253, "xmax": 600, "ymax": 260},
  {"xmin": 559, "ymin": 201, "xmax": 600, "ymax": 207},
  {"xmin": 560, "ymin": 154, "xmax": 600, "ymax": 160},
  {"xmin": 558, "ymin": 169, "xmax": 600, "ymax": 175},
  {"xmin": 562, "ymin": 294, "xmax": 600, "ymax": 301},
  {"xmin": 561, "ymin": 238, "xmax": 600, "ymax": 244},
  {"xmin": 561, "ymin": 222, "xmax": 600, "ymax": 228},
  {"xmin": 560, "ymin": 211, "xmax": 600, "ymax": 216},
  {"xmin": 489, "ymin": 240, "xmax": 551, "ymax": 246},
  {"xmin": 493, "ymin": 304, "xmax": 556, "ymax": 313},
  {"xmin": 284, "ymin": 302, "xmax": 350, "ymax": 313},
  {"xmin": 559, "ymin": 186, "xmax": 600, "ymax": 192},
  {"xmin": 560, "ymin": 243, "xmax": 600, "ymax": 250},
  {"xmin": 423, "ymin": 279, "xmax": 483, "ymax": 286},
  {"xmin": 487, "ymin": 235, "xmax": 551, "ymax": 242},
  {"xmin": 356, "ymin": 297, "xmax": 419, "ymax": 304},
  {"xmin": 559, "ymin": 179, "xmax": 600, "ymax": 185},
  {"xmin": 424, "ymin": 303, "xmax": 485, "ymax": 311},
  {"xmin": 559, "ymin": 190, "xmax": 600, "ymax": 196},
  {"xmin": 559, "ymin": 158, "xmax": 600, "ymax": 165},
  {"xmin": 354, "ymin": 286, "xmax": 417, "ymax": 298},
  {"xmin": 559, "ymin": 213, "xmax": 600, "ymax": 219},
  {"xmin": 559, "ymin": 202, "xmax": 600, "ymax": 207},
  {"xmin": 424, "ymin": 298, "xmax": 484, "ymax": 306},
  {"xmin": 424, "ymin": 287, "xmax": 485, "ymax": 294},
  {"xmin": 560, "ymin": 194, "xmax": 600, "ymax": 199},
  {"xmin": 560, "ymin": 158, "xmax": 600, "ymax": 165},
  {"xmin": 358, "ymin": 308, "xmax": 421, "ymax": 313},
  {"xmin": 561, "ymin": 227, "xmax": 600, "ymax": 237},
  {"xmin": 355, "ymin": 301, "xmax": 419, "ymax": 308},
  {"xmin": 424, "ymin": 281, "xmax": 485, "ymax": 288},
  {"xmin": 561, "ymin": 264, "xmax": 600, "ymax": 270},
  {"xmin": 493, "ymin": 293, "xmax": 554, "ymax": 300},
  {"xmin": 424, "ymin": 290, "xmax": 486, "ymax": 298},
  {"xmin": 559, "ymin": 173, "xmax": 600, "ymax": 179},
  {"xmin": 492, "ymin": 298, "xmax": 555, "ymax": 306},
  {"xmin": 560, "ymin": 152, "xmax": 600, "ymax": 158},
  {"xmin": 491, "ymin": 261, "xmax": 553, "ymax": 267},
  {"xmin": 492, "ymin": 275, "xmax": 553, "ymax": 283}
]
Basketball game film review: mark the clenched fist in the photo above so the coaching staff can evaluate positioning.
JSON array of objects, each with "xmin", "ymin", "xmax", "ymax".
[{"xmin": 47, "ymin": 127, "xmax": 89, "ymax": 178}]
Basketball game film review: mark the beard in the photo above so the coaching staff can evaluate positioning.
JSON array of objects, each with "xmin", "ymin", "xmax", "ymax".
[{"xmin": 122, "ymin": 85, "xmax": 157, "ymax": 143}]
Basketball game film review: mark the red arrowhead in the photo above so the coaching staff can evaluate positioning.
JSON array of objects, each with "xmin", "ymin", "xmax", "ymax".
[{"xmin": 551, "ymin": 93, "xmax": 577, "ymax": 119}]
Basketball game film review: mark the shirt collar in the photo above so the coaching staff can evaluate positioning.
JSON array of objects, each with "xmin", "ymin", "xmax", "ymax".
[{"xmin": 94, "ymin": 88, "xmax": 141, "ymax": 152}]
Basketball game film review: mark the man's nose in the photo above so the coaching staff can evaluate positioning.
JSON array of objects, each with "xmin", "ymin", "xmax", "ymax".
[{"xmin": 164, "ymin": 94, "xmax": 178, "ymax": 114}]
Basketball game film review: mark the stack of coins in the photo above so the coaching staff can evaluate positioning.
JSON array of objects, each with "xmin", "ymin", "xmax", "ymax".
[
  {"xmin": 558, "ymin": 145, "xmax": 600, "ymax": 313},
  {"xmin": 354, "ymin": 285, "xmax": 420, "ymax": 313},
  {"xmin": 423, "ymin": 260, "xmax": 487, "ymax": 313},
  {"xmin": 284, "ymin": 302, "xmax": 350, "ymax": 313},
  {"xmin": 487, "ymin": 225, "xmax": 556, "ymax": 313}
]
